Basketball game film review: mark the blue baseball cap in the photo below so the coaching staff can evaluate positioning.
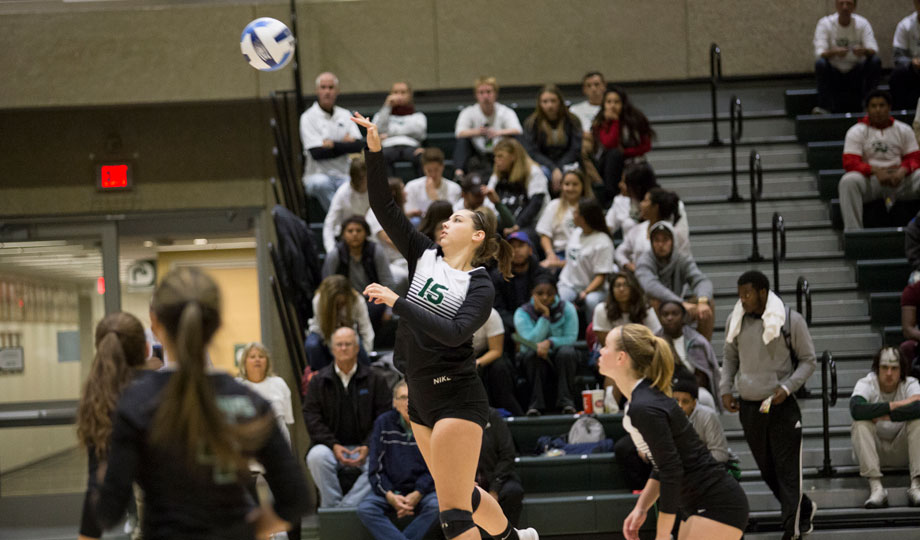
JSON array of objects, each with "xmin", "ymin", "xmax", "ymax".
[{"xmin": 506, "ymin": 230, "xmax": 532, "ymax": 247}]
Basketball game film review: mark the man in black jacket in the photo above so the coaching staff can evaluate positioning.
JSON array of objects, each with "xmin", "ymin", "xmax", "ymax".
[
  {"xmin": 477, "ymin": 408, "xmax": 524, "ymax": 528},
  {"xmin": 303, "ymin": 327, "xmax": 392, "ymax": 508}
]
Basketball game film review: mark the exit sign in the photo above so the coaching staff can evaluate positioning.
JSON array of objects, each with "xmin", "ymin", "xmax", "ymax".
[{"xmin": 95, "ymin": 162, "xmax": 133, "ymax": 190}]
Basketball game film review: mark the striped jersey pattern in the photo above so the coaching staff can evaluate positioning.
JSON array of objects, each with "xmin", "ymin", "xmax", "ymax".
[{"xmin": 406, "ymin": 249, "xmax": 474, "ymax": 319}]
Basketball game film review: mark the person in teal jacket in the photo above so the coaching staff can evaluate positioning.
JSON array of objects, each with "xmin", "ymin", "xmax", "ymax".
[{"xmin": 514, "ymin": 274, "xmax": 580, "ymax": 416}]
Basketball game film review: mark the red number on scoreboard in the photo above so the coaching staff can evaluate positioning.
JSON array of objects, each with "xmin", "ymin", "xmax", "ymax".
[{"xmin": 100, "ymin": 165, "xmax": 129, "ymax": 188}]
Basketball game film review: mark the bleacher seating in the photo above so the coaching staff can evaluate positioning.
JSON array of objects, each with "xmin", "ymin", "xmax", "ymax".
[{"xmin": 264, "ymin": 78, "xmax": 920, "ymax": 540}]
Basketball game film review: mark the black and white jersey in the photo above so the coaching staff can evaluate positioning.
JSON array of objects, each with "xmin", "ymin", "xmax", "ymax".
[
  {"xmin": 623, "ymin": 379, "xmax": 728, "ymax": 515},
  {"xmin": 366, "ymin": 150, "xmax": 493, "ymax": 384}
]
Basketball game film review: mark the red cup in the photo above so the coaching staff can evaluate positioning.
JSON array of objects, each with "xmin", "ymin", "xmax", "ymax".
[{"xmin": 581, "ymin": 390, "xmax": 594, "ymax": 414}]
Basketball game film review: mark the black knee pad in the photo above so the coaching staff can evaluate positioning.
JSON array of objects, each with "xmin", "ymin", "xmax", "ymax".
[
  {"xmin": 439, "ymin": 508, "xmax": 475, "ymax": 539},
  {"xmin": 471, "ymin": 487, "xmax": 481, "ymax": 512}
]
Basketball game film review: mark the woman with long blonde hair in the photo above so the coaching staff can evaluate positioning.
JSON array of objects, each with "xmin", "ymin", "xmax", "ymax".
[
  {"xmin": 535, "ymin": 168, "xmax": 593, "ymax": 269},
  {"xmin": 96, "ymin": 267, "xmax": 308, "ymax": 539},
  {"xmin": 305, "ymin": 274, "xmax": 374, "ymax": 370},
  {"xmin": 599, "ymin": 324, "xmax": 748, "ymax": 540},
  {"xmin": 487, "ymin": 138, "xmax": 549, "ymax": 236},
  {"xmin": 77, "ymin": 312, "xmax": 147, "ymax": 540}
]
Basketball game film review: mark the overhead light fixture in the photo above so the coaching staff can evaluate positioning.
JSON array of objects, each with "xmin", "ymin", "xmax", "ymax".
[
  {"xmin": 143, "ymin": 240, "xmax": 154, "ymax": 248},
  {"xmin": 193, "ymin": 238, "xmax": 208, "ymax": 246}
]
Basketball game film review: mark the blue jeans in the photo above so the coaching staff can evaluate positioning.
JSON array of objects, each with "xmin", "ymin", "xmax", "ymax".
[
  {"xmin": 357, "ymin": 491, "xmax": 440, "ymax": 540},
  {"xmin": 303, "ymin": 171, "xmax": 348, "ymax": 212},
  {"xmin": 305, "ymin": 444, "xmax": 371, "ymax": 508},
  {"xmin": 557, "ymin": 283, "xmax": 606, "ymax": 324}
]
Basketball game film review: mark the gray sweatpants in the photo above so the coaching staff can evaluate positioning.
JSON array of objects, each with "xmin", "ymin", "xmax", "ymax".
[
  {"xmin": 851, "ymin": 418, "xmax": 920, "ymax": 479},
  {"xmin": 839, "ymin": 170, "xmax": 920, "ymax": 230}
]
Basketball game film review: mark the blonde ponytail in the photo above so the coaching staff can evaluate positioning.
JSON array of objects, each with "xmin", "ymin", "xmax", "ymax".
[{"xmin": 620, "ymin": 324, "xmax": 674, "ymax": 395}]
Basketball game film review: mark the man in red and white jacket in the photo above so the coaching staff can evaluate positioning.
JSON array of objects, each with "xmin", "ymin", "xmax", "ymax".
[{"xmin": 840, "ymin": 89, "xmax": 920, "ymax": 230}]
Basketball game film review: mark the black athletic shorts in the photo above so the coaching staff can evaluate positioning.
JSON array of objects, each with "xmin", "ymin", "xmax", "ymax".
[
  {"xmin": 407, "ymin": 375, "xmax": 490, "ymax": 429},
  {"xmin": 682, "ymin": 473, "xmax": 749, "ymax": 531}
]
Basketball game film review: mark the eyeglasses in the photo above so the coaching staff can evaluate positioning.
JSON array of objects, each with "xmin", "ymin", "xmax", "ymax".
[{"xmin": 394, "ymin": 395, "xmax": 409, "ymax": 401}]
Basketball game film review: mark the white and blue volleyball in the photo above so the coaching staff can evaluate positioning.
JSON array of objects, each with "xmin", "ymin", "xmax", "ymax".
[{"xmin": 240, "ymin": 18, "xmax": 295, "ymax": 71}]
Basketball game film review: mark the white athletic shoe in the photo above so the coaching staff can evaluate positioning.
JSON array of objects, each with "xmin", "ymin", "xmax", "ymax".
[
  {"xmin": 516, "ymin": 527, "xmax": 540, "ymax": 540},
  {"xmin": 864, "ymin": 481, "xmax": 889, "ymax": 509}
]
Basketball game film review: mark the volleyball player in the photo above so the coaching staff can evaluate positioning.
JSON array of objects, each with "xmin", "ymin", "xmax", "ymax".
[
  {"xmin": 352, "ymin": 112, "xmax": 538, "ymax": 540},
  {"xmin": 599, "ymin": 324, "xmax": 748, "ymax": 540},
  {"xmin": 95, "ymin": 267, "xmax": 308, "ymax": 539}
]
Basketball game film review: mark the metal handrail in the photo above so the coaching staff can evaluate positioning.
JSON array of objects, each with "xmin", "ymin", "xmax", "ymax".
[
  {"xmin": 288, "ymin": 0, "xmax": 306, "ymax": 118},
  {"xmin": 772, "ymin": 213, "xmax": 786, "ymax": 293},
  {"xmin": 796, "ymin": 276, "xmax": 813, "ymax": 325},
  {"xmin": 819, "ymin": 350, "xmax": 838, "ymax": 477},
  {"xmin": 748, "ymin": 150, "xmax": 764, "ymax": 261},
  {"xmin": 709, "ymin": 43, "xmax": 723, "ymax": 146},
  {"xmin": 728, "ymin": 96, "xmax": 744, "ymax": 201}
]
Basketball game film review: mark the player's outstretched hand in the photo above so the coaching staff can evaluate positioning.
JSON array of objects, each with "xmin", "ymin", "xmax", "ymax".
[
  {"xmin": 351, "ymin": 112, "xmax": 381, "ymax": 152},
  {"xmin": 623, "ymin": 506, "xmax": 646, "ymax": 540},
  {"xmin": 364, "ymin": 283, "xmax": 399, "ymax": 307}
]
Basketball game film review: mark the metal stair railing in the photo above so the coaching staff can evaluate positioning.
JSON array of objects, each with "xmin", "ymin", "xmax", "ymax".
[
  {"xmin": 796, "ymin": 276, "xmax": 813, "ymax": 326},
  {"xmin": 819, "ymin": 350, "xmax": 838, "ymax": 477},
  {"xmin": 748, "ymin": 149, "xmax": 764, "ymax": 261},
  {"xmin": 772, "ymin": 213, "xmax": 786, "ymax": 293},
  {"xmin": 728, "ymin": 96, "xmax": 743, "ymax": 201},
  {"xmin": 709, "ymin": 43, "xmax": 723, "ymax": 146}
]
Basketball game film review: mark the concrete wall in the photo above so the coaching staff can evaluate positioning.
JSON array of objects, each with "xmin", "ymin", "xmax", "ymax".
[{"xmin": 0, "ymin": 0, "xmax": 913, "ymax": 108}]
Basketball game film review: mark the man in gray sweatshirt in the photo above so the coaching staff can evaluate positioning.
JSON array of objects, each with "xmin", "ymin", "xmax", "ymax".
[
  {"xmin": 635, "ymin": 221, "xmax": 715, "ymax": 340},
  {"xmin": 721, "ymin": 271, "xmax": 817, "ymax": 540}
]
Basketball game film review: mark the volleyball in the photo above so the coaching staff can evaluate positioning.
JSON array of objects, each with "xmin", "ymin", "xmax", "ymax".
[{"xmin": 240, "ymin": 18, "xmax": 295, "ymax": 72}]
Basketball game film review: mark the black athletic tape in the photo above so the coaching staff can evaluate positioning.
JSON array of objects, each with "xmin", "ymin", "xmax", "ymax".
[
  {"xmin": 471, "ymin": 487, "xmax": 481, "ymax": 512},
  {"xmin": 439, "ymin": 508, "xmax": 475, "ymax": 539}
]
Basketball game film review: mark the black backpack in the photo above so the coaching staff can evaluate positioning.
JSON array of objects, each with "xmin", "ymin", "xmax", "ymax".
[{"xmin": 780, "ymin": 306, "xmax": 809, "ymax": 399}]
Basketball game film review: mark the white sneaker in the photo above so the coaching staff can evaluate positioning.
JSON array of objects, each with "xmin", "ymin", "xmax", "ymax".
[
  {"xmin": 811, "ymin": 106, "xmax": 830, "ymax": 115},
  {"xmin": 516, "ymin": 527, "xmax": 540, "ymax": 540},
  {"xmin": 864, "ymin": 483, "xmax": 889, "ymax": 509},
  {"xmin": 908, "ymin": 487, "xmax": 920, "ymax": 507}
]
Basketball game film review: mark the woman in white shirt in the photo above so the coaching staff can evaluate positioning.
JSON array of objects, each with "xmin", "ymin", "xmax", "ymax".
[
  {"xmin": 237, "ymin": 342, "xmax": 294, "ymax": 442},
  {"xmin": 372, "ymin": 81, "xmax": 428, "ymax": 176},
  {"xmin": 537, "ymin": 169, "xmax": 593, "ymax": 269},
  {"xmin": 615, "ymin": 187, "xmax": 691, "ymax": 272},
  {"xmin": 305, "ymin": 275, "xmax": 374, "ymax": 371},
  {"xmin": 604, "ymin": 160, "xmax": 659, "ymax": 237},
  {"xmin": 472, "ymin": 308, "xmax": 524, "ymax": 416},
  {"xmin": 557, "ymin": 198, "xmax": 617, "ymax": 318}
]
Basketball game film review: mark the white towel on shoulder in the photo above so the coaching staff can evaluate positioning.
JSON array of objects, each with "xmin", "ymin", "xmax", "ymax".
[{"xmin": 725, "ymin": 290, "xmax": 786, "ymax": 345}]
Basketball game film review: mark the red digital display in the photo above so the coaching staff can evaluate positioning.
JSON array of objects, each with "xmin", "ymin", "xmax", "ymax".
[{"xmin": 100, "ymin": 164, "xmax": 129, "ymax": 188}]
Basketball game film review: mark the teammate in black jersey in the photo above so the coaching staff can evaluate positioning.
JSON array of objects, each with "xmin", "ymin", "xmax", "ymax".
[
  {"xmin": 352, "ymin": 113, "xmax": 538, "ymax": 540},
  {"xmin": 95, "ymin": 268, "xmax": 309, "ymax": 539},
  {"xmin": 599, "ymin": 323, "xmax": 748, "ymax": 540}
]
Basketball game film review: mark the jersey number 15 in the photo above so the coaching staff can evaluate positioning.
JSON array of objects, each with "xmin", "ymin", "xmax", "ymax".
[{"xmin": 418, "ymin": 278, "xmax": 448, "ymax": 305}]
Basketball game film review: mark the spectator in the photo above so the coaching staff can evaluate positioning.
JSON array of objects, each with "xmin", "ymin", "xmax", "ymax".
[
  {"xmin": 915, "ymin": 98, "xmax": 920, "ymax": 142},
  {"xmin": 372, "ymin": 81, "xmax": 428, "ymax": 177},
  {"xmin": 301, "ymin": 72, "xmax": 364, "ymax": 211},
  {"xmin": 605, "ymin": 160, "xmax": 659, "ymax": 237},
  {"xmin": 403, "ymin": 148, "xmax": 462, "ymax": 219},
  {"xmin": 850, "ymin": 347, "xmax": 920, "ymax": 508},
  {"xmin": 474, "ymin": 307, "xmax": 524, "ymax": 416},
  {"xmin": 303, "ymin": 327, "xmax": 392, "ymax": 508},
  {"xmin": 839, "ymin": 89, "xmax": 920, "ymax": 230},
  {"xmin": 237, "ymin": 342, "xmax": 294, "ymax": 442},
  {"xmin": 322, "ymin": 215, "xmax": 395, "ymax": 331},
  {"xmin": 557, "ymin": 198, "xmax": 617, "ymax": 319},
  {"xmin": 417, "ymin": 200, "xmax": 454, "ymax": 243},
  {"xmin": 491, "ymin": 231, "xmax": 553, "ymax": 342},
  {"xmin": 488, "ymin": 138, "xmax": 550, "ymax": 236},
  {"xmin": 455, "ymin": 172, "xmax": 517, "ymax": 233},
  {"xmin": 656, "ymin": 300, "xmax": 721, "ymax": 411},
  {"xmin": 477, "ymin": 408, "xmax": 525, "ymax": 526},
  {"xmin": 906, "ymin": 211, "xmax": 920, "ymax": 284},
  {"xmin": 569, "ymin": 71, "xmax": 606, "ymax": 135},
  {"xmin": 306, "ymin": 275, "xmax": 374, "ymax": 371},
  {"xmin": 593, "ymin": 272, "xmax": 661, "ymax": 349},
  {"xmin": 366, "ymin": 178, "xmax": 411, "ymax": 295},
  {"xmin": 453, "ymin": 76, "xmax": 523, "ymax": 178},
  {"xmin": 615, "ymin": 187, "xmax": 690, "ymax": 272},
  {"xmin": 813, "ymin": 0, "xmax": 881, "ymax": 114},
  {"xmin": 514, "ymin": 275, "xmax": 579, "ymax": 416},
  {"xmin": 671, "ymin": 372, "xmax": 739, "ymax": 471},
  {"xmin": 357, "ymin": 381, "xmax": 439, "ymax": 540},
  {"xmin": 536, "ymin": 169, "xmax": 593, "ymax": 270},
  {"xmin": 584, "ymin": 87, "xmax": 654, "ymax": 206},
  {"xmin": 522, "ymin": 85, "xmax": 583, "ymax": 194},
  {"xmin": 721, "ymin": 271, "xmax": 817, "ymax": 539},
  {"xmin": 890, "ymin": 2, "xmax": 920, "ymax": 111},
  {"xmin": 593, "ymin": 271, "xmax": 661, "ymax": 405},
  {"xmin": 324, "ymin": 157, "xmax": 370, "ymax": 253},
  {"xmin": 635, "ymin": 221, "xmax": 714, "ymax": 340}
]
